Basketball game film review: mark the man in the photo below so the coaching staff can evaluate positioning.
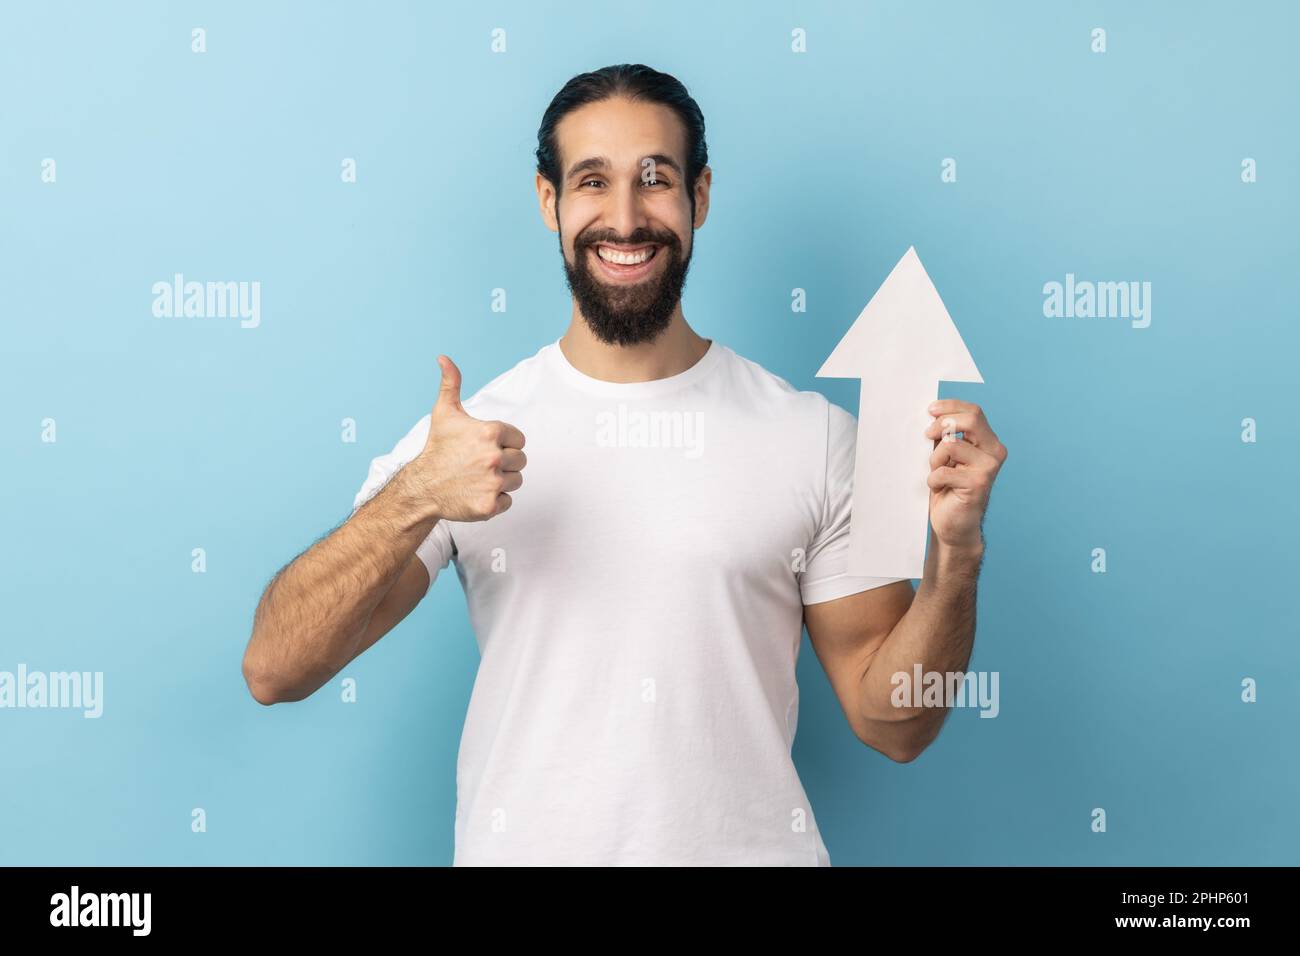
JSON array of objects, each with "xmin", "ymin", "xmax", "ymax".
[{"xmin": 242, "ymin": 64, "xmax": 1007, "ymax": 866}]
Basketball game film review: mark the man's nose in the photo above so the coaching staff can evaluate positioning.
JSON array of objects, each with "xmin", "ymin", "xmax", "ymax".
[{"xmin": 605, "ymin": 180, "xmax": 651, "ymax": 240}]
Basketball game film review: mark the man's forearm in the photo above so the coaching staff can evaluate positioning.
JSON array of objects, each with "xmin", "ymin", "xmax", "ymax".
[
  {"xmin": 244, "ymin": 466, "xmax": 438, "ymax": 701},
  {"xmin": 856, "ymin": 528, "xmax": 984, "ymax": 758}
]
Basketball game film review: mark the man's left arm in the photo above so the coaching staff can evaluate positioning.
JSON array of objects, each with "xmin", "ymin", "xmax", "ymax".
[{"xmin": 804, "ymin": 400, "xmax": 1007, "ymax": 762}]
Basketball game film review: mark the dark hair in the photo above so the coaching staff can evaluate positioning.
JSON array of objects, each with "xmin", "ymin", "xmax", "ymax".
[{"xmin": 535, "ymin": 64, "xmax": 708, "ymax": 215}]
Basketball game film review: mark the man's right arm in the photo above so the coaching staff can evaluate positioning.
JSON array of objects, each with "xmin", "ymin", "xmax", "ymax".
[
  {"xmin": 241, "ymin": 354, "xmax": 527, "ymax": 705},
  {"xmin": 242, "ymin": 467, "xmax": 439, "ymax": 705}
]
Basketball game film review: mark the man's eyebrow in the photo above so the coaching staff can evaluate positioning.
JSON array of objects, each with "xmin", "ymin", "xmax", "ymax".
[{"xmin": 565, "ymin": 154, "xmax": 683, "ymax": 181}]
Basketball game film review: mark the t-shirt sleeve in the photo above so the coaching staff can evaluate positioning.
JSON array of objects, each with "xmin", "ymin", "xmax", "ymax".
[
  {"xmin": 799, "ymin": 400, "xmax": 911, "ymax": 605},
  {"xmin": 350, "ymin": 413, "xmax": 454, "ymax": 586}
]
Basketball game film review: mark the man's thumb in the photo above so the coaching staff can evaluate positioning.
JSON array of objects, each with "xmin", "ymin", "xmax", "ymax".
[{"xmin": 435, "ymin": 355, "xmax": 464, "ymax": 413}]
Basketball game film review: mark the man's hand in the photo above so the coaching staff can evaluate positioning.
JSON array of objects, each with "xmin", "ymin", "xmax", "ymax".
[
  {"xmin": 923, "ymin": 399, "xmax": 1007, "ymax": 552},
  {"xmin": 405, "ymin": 355, "xmax": 527, "ymax": 521}
]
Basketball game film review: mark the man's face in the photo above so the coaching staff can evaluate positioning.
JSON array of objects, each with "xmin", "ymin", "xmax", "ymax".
[{"xmin": 538, "ymin": 96, "xmax": 710, "ymax": 346}]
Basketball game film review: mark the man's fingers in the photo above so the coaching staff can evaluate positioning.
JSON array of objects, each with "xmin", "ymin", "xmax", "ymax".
[
  {"xmin": 495, "ymin": 422, "xmax": 526, "ymax": 450},
  {"xmin": 926, "ymin": 413, "xmax": 967, "ymax": 441},
  {"xmin": 924, "ymin": 407, "xmax": 1006, "ymax": 462},
  {"xmin": 928, "ymin": 466, "xmax": 981, "ymax": 491},
  {"xmin": 493, "ymin": 492, "xmax": 513, "ymax": 516},
  {"xmin": 499, "ymin": 448, "xmax": 527, "ymax": 472},
  {"xmin": 435, "ymin": 355, "xmax": 464, "ymax": 414},
  {"xmin": 499, "ymin": 471, "xmax": 523, "ymax": 494},
  {"xmin": 925, "ymin": 411, "xmax": 982, "ymax": 443},
  {"xmin": 929, "ymin": 438, "xmax": 998, "ymax": 472}
]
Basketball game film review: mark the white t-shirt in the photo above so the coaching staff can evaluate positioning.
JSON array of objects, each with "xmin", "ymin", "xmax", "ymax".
[{"xmin": 352, "ymin": 338, "xmax": 906, "ymax": 865}]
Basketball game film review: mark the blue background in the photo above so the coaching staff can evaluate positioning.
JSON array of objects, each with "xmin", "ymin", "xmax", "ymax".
[{"xmin": 2, "ymin": 0, "xmax": 1296, "ymax": 865}]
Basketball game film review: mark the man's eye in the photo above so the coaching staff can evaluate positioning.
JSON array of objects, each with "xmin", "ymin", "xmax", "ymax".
[{"xmin": 578, "ymin": 177, "xmax": 669, "ymax": 188}]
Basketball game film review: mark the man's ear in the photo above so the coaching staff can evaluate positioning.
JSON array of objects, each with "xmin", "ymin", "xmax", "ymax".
[
  {"xmin": 536, "ymin": 172, "xmax": 559, "ymax": 233},
  {"xmin": 691, "ymin": 165, "xmax": 712, "ymax": 229}
]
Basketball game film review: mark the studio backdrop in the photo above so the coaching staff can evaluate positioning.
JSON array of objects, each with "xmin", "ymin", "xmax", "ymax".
[{"xmin": 2, "ymin": 0, "xmax": 1296, "ymax": 865}]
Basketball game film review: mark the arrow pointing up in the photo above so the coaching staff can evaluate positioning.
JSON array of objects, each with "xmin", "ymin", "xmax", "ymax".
[{"xmin": 817, "ymin": 246, "xmax": 983, "ymax": 579}]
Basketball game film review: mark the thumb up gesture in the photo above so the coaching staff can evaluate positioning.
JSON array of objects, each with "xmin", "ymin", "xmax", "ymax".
[{"xmin": 410, "ymin": 355, "xmax": 527, "ymax": 521}]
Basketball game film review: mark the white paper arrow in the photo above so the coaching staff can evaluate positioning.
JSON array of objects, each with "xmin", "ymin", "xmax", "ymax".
[{"xmin": 817, "ymin": 246, "xmax": 983, "ymax": 579}]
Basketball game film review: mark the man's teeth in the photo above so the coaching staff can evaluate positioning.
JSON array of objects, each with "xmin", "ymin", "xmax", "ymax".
[{"xmin": 597, "ymin": 245, "xmax": 655, "ymax": 265}]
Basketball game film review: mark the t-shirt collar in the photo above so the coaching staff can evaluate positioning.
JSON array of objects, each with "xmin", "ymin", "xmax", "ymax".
[{"xmin": 546, "ymin": 336, "xmax": 724, "ymax": 398}]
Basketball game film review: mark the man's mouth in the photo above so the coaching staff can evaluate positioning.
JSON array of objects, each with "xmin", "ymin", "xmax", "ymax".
[{"xmin": 589, "ymin": 243, "xmax": 661, "ymax": 280}]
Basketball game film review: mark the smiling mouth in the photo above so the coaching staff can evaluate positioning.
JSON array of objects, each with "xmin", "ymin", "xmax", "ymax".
[
  {"xmin": 588, "ymin": 243, "xmax": 661, "ymax": 279},
  {"xmin": 594, "ymin": 243, "xmax": 658, "ymax": 265}
]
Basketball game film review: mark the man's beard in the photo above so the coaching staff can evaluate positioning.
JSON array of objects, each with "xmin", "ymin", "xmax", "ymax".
[{"xmin": 559, "ymin": 219, "xmax": 693, "ymax": 347}]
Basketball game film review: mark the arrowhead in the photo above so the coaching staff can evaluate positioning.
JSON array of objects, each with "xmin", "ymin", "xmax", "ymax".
[{"xmin": 817, "ymin": 246, "xmax": 983, "ymax": 384}]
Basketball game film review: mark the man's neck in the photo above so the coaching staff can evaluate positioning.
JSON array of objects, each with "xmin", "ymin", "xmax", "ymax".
[{"xmin": 558, "ymin": 307, "xmax": 711, "ymax": 384}]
